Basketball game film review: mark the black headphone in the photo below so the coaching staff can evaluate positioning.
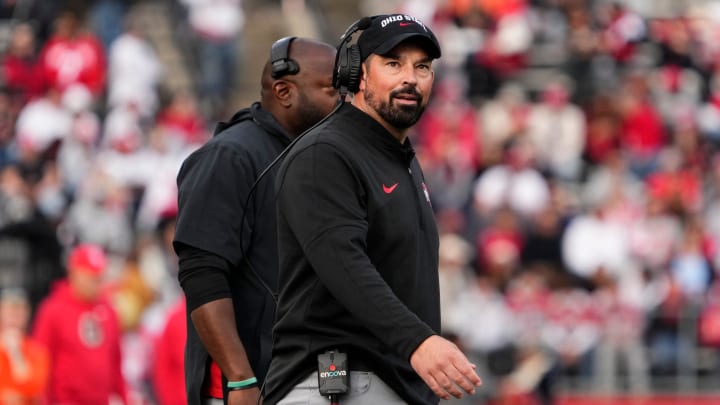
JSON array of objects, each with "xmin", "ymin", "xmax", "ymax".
[
  {"xmin": 270, "ymin": 36, "xmax": 300, "ymax": 79},
  {"xmin": 332, "ymin": 16, "xmax": 374, "ymax": 97}
]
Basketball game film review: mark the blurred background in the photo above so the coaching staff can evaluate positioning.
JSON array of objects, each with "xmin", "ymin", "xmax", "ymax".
[{"xmin": 0, "ymin": 0, "xmax": 719, "ymax": 404}]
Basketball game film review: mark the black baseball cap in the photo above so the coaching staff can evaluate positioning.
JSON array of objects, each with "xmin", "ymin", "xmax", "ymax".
[{"xmin": 357, "ymin": 14, "xmax": 441, "ymax": 62}]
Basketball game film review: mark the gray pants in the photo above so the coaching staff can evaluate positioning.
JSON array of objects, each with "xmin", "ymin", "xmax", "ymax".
[{"xmin": 277, "ymin": 372, "xmax": 407, "ymax": 404}]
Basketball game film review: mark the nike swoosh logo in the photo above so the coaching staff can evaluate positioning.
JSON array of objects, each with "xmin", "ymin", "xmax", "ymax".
[
  {"xmin": 399, "ymin": 22, "xmax": 412, "ymax": 27},
  {"xmin": 383, "ymin": 183, "xmax": 399, "ymax": 194}
]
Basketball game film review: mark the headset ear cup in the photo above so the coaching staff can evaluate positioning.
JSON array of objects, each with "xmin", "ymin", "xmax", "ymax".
[
  {"xmin": 271, "ymin": 36, "xmax": 298, "ymax": 79},
  {"xmin": 332, "ymin": 45, "xmax": 345, "ymax": 90},
  {"xmin": 332, "ymin": 16, "xmax": 375, "ymax": 93},
  {"xmin": 346, "ymin": 45, "xmax": 362, "ymax": 93}
]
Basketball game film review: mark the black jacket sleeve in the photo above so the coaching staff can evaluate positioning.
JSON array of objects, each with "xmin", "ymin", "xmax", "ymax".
[
  {"xmin": 174, "ymin": 141, "xmax": 254, "ymax": 266},
  {"xmin": 176, "ymin": 243, "xmax": 233, "ymax": 312}
]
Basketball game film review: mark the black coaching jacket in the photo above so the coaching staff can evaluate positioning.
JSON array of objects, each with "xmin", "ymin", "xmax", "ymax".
[
  {"xmin": 174, "ymin": 102, "xmax": 290, "ymax": 404},
  {"xmin": 264, "ymin": 103, "xmax": 441, "ymax": 405}
]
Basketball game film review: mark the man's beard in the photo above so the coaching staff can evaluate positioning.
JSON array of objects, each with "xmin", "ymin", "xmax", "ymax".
[{"xmin": 364, "ymin": 86, "xmax": 426, "ymax": 129}]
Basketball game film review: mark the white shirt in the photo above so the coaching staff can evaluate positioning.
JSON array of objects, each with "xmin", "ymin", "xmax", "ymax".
[{"xmin": 108, "ymin": 32, "xmax": 163, "ymax": 114}]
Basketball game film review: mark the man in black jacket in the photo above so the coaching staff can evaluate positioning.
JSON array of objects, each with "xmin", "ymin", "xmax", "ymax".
[
  {"xmin": 265, "ymin": 14, "xmax": 482, "ymax": 405},
  {"xmin": 173, "ymin": 37, "xmax": 338, "ymax": 405}
]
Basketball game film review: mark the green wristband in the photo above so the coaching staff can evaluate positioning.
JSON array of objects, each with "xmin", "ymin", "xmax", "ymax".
[{"xmin": 227, "ymin": 377, "xmax": 258, "ymax": 389}]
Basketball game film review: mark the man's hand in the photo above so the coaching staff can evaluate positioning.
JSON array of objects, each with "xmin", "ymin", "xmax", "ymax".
[
  {"xmin": 227, "ymin": 387, "xmax": 262, "ymax": 405},
  {"xmin": 410, "ymin": 335, "xmax": 483, "ymax": 400}
]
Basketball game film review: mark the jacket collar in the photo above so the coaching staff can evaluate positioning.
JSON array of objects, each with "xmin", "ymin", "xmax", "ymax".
[
  {"xmin": 340, "ymin": 103, "xmax": 415, "ymax": 165},
  {"xmin": 216, "ymin": 102, "xmax": 292, "ymax": 146}
]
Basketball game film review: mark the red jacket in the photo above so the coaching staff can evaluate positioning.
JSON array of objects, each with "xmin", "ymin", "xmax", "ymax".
[
  {"xmin": 619, "ymin": 101, "xmax": 666, "ymax": 157},
  {"xmin": 39, "ymin": 34, "xmax": 106, "ymax": 95},
  {"xmin": 32, "ymin": 281, "xmax": 126, "ymax": 404},
  {"xmin": 1, "ymin": 54, "xmax": 45, "ymax": 101},
  {"xmin": 152, "ymin": 298, "xmax": 187, "ymax": 405}
]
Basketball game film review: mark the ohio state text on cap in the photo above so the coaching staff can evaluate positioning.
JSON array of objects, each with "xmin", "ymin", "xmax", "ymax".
[{"xmin": 357, "ymin": 14, "xmax": 442, "ymax": 61}]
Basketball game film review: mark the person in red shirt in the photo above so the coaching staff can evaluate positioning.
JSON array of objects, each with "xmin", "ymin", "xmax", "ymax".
[
  {"xmin": 617, "ymin": 73, "xmax": 667, "ymax": 178},
  {"xmin": 1, "ymin": 23, "xmax": 45, "ymax": 104},
  {"xmin": 645, "ymin": 149, "xmax": 703, "ymax": 216},
  {"xmin": 476, "ymin": 206, "xmax": 524, "ymax": 289},
  {"xmin": 38, "ymin": 9, "xmax": 106, "ymax": 98},
  {"xmin": 31, "ymin": 244, "xmax": 127, "ymax": 404},
  {"xmin": 599, "ymin": 2, "xmax": 646, "ymax": 65},
  {"xmin": 155, "ymin": 89, "xmax": 210, "ymax": 147},
  {"xmin": 151, "ymin": 296, "xmax": 187, "ymax": 405}
]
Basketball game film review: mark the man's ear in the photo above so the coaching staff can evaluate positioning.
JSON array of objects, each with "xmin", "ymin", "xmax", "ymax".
[
  {"xmin": 358, "ymin": 63, "xmax": 368, "ymax": 92},
  {"xmin": 273, "ymin": 80, "xmax": 294, "ymax": 107}
]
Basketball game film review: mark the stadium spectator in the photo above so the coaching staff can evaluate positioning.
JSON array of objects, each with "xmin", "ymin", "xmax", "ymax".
[
  {"xmin": 475, "ymin": 206, "xmax": 524, "ymax": 289},
  {"xmin": 416, "ymin": 75, "xmax": 480, "ymax": 213},
  {"xmin": 644, "ymin": 147, "xmax": 703, "ymax": 217},
  {"xmin": 151, "ymin": 296, "xmax": 187, "ymax": 405},
  {"xmin": 31, "ymin": 244, "xmax": 127, "ymax": 404},
  {"xmin": 0, "ymin": 162, "xmax": 65, "ymax": 314},
  {"xmin": 598, "ymin": 1, "xmax": 646, "ymax": 67},
  {"xmin": 561, "ymin": 198, "xmax": 634, "ymax": 289},
  {"xmin": 564, "ymin": 5, "xmax": 602, "ymax": 107},
  {"xmin": 520, "ymin": 204, "xmax": 569, "ymax": 287},
  {"xmin": 179, "ymin": 0, "xmax": 245, "ymax": 119},
  {"xmin": 0, "ymin": 288, "xmax": 49, "ymax": 404},
  {"xmin": 669, "ymin": 218, "xmax": 714, "ymax": 300},
  {"xmin": 445, "ymin": 273, "xmax": 521, "ymax": 404},
  {"xmin": 14, "ymin": 86, "xmax": 72, "ymax": 161},
  {"xmin": 616, "ymin": 72, "xmax": 667, "ymax": 179},
  {"xmin": 526, "ymin": 77, "xmax": 587, "ymax": 183},
  {"xmin": 56, "ymin": 85, "xmax": 102, "ymax": 195},
  {"xmin": 583, "ymin": 93, "xmax": 621, "ymax": 168},
  {"xmin": 1, "ymin": 23, "xmax": 44, "ymax": 104},
  {"xmin": 437, "ymin": 227, "xmax": 475, "ymax": 334},
  {"xmin": 155, "ymin": 89, "xmax": 209, "ymax": 147},
  {"xmin": 473, "ymin": 136, "xmax": 551, "ymax": 220},
  {"xmin": 106, "ymin": 10, "xmax": 164, "ymax": 119},
  {"xmin": 478, "ymin": 81, "xmax": 529, "ymax": 166},
  {"xmin": 592, "ymin": 267, "xmax": 651, "ymax": 394},
  {"xmin": 38, "ymin": 8, "xmax": 106, "ymax": 98},
  {"xmin": 89, "ymin": 0, "xmax": 131, "ymax": 51}
]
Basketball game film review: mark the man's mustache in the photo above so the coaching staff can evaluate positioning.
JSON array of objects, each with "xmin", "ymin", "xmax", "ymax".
[{"xmin": 390, "ymin": 86, "xmax": 422, "ymax": 101}]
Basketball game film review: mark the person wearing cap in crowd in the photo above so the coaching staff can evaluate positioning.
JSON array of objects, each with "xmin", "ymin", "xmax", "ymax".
[
  {"xmin": 31, "ymin": 243, "xmax": 127, "ymax": 404},
  {"xmin": 263, "ymin": 14, "xmax": 482, "ymax": 405},
  {"xmin": 0, "ymin": 288, "xmax": 49, "ymax": 404},
  {"xmin": 173, "ymin": 37, "xmax": 338, "ymax": 405}
]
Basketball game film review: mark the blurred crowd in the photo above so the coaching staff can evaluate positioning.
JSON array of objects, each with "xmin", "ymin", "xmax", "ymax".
[
  {"xmin": 0, "ymin": 0, "xmax": 719, "ymax": 403},
  {"xmin": 400, "ymin": 0, "xmax": 720, "ymax": 403},
  {"xmin": 0, "ymin": 0, "xmax": 219, "ymax": 403}
]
